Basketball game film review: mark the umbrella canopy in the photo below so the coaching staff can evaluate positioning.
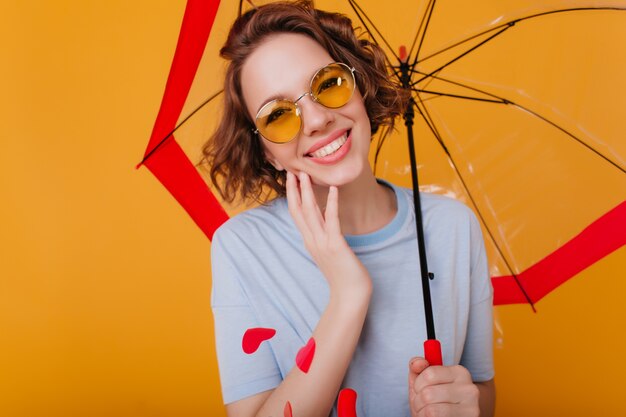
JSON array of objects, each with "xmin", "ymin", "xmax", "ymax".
[{"xmin": 139, "ymin": 0, "xmax": 626, "ymax": 309}]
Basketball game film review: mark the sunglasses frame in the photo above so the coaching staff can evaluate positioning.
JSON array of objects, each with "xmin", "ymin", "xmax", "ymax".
[{"xmin": 253, "ymin": 62, "xmax": 356, "ymax": 144}]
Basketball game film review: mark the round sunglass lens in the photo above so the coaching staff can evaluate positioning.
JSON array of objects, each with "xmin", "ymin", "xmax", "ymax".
[
  {"xmin": 256, "ymin": 100, "xmax": 301, "ymax": 143},
  {"xmin": 311, "ymin": 64, "xmax": 355, "ymax": 108}
]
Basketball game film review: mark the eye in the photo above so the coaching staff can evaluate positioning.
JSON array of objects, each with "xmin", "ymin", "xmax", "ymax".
[
  {"xmin": 266, "ymin": 107, "xmax": 290, "ymax": 125},
  {"xmin": 316, "ymin": 76, "xmax": 341, "ymax": 94}
]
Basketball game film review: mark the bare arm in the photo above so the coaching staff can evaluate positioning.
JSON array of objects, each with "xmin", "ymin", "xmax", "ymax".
[
  {"xmin": 227, "ymin": 172, "xmax": 372, "ymax": 417},
  {"xmin": 476, "ymin": 378, "xmax": 495, "ymax": 417},
  {"xmin": 226, "ymin": 292, "xmax": 370, "ymax": 417}
]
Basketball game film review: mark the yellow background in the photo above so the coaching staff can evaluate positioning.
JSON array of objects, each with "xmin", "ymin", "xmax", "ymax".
[{"xmin": 1, "ymin": 1, "xmax": 625, "ymax": 416}]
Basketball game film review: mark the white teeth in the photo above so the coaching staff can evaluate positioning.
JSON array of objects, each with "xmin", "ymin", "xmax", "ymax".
[{"xmin": 309, "ymin": 133, "xmax": 348, "ymax": 158}]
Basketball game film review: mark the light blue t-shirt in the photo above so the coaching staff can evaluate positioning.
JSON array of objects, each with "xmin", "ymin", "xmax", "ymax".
[{"xmin": 210, "ymin": 181, "xmax": 494, "ymax": 416}]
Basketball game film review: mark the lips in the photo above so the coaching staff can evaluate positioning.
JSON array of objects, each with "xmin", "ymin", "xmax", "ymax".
[
  {"xmin": 304, "ymin": 130, "xmax": 352, "ymax": 165},
  {"xmin": 307, "ymin": 133, "xmax": 348, "ymax": 158},
  {"xmin": 305, "ymin": 129, "xmax": 351, "ymax": 156}
]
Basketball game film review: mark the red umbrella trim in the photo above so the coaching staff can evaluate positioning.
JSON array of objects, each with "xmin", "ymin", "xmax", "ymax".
[
  {"xmin": 139, "ymin": 0, "xmax": 227, "ymax": 240},
  {"xmin": 142, "ymin": 1, "xmax": 625, "ymax": 305},
  {"xmin": 493, "ymin": 200, "xmax": 626, "ymax": 305}
]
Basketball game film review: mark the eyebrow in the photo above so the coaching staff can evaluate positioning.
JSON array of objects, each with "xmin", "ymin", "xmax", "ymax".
[
  {"xmin": 256, "ymin": 93, "xmax": 289, "ymax": 114},
  {"xmin": 254, "ymin": 62, "xmax": 336, "ymax": 114}
]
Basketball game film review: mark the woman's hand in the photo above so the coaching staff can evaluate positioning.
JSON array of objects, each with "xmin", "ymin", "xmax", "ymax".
[
  {"xmin": 285, "ymin": 171, "xmax": 371, "ymax": 297},
  {"xmin": 408, "ymin": 357, "xmax": 480, "ymax": 417}
]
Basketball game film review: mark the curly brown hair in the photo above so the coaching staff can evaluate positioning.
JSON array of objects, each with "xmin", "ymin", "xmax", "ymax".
[{"xmin": 200, "ymin": 0, "xmax": 409, "ymax": 204}]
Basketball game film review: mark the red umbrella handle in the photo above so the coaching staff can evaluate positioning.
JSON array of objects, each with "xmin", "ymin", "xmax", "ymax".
[{"xmin": 424, "ymin": 339, "xmax": 443, "ymax": 366}]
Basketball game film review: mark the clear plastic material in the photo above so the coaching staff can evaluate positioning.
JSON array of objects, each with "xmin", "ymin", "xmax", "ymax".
[{"xmin": 147, "ymin": 0, "xmax": 626, "ymax": 350}]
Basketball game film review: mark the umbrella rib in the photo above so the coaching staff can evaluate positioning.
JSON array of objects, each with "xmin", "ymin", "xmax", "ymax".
[
  {"xmin": 417, "ymin": 21, "xmax": 504, "ymax": 65},
  {"xmin": 417, "ymin": 7, "xmax": 626, "ymax": 65},
  {"xmin": 414, "ymin": 71, "xmax": 626, "ymax": 174},
  {"xmin": 138, "ymin": 89, "xmax": 223, "ymax": 167},
  {"xmin": 412, "ymin": 88, "xmax": 504, "ymax": 104},
  {"xmin": 411, "ymin": 91, "xmax": 537, "ymax": 310},
  {"xmin": 410, "ymin": 6, "xmax": 626, "ymax": 110},
  {"xmin": 511, "ymin": 103, "xmax": 626, "ymax": 174},
  {"xmin": 412, "ymin": 93, "xmax": 447, "ymax": 156},
  {"xmin": 390, "ymin": 67, "xmax": 403, "ymax": 81},
  {"xmin": 347, "ymin": 0, "xmax": 400, "ymax": 65},
  {"xmin": 414, "ymin": 24, "xmax": 512, "ymax": 85},
  {"xmin": 407, "ymin": 0, "xmax": 436, "ymax": 67}
]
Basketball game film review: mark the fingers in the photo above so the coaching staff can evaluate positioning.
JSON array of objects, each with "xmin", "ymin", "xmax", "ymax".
[
  {"xmin": 409, "ymin": 364, "xmax": 478, "ymax": 416},
  {"xmin": 324, "ymin": 186, "xmax": 340, "ymax": 236},
  {"xmin": 285, "ymin": 171, "xmax": 302, "ymax": 208},
  {"xmin": 286, "ymin": 171, "xmax": 341, "ymax": 246},
  {"xmin": 411, "ymin": 379, "xmax": 480, "ymax": 414},
  {"xmin": 413, "ymin": 365, "xmax": 473, "ymax": 394},
  {"xmin": 408, "ymin": 357, "xmax": 429, "ymax": 391},
  {"xmin": 409, "ymin": 357, "xmax": 430, "ymax": 375},
  {"xmin": 286, "ymin": 171, "xmax": 308, "ymax": 236},
  {"xmin": 285, "ymin": 171, "xmax": 301, "ymax": 214},
  {"xmin": 415, "ymin": 403, "xmax": 480, "ymax": 417},
  {"xmin": 297, "ymin": 171, "xmax": 325, "ymax": 228}
]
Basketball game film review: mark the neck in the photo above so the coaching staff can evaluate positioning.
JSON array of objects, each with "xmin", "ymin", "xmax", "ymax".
[{"xmin": 312, "ymin": 173, "xmax": 397, "ymax": 235}]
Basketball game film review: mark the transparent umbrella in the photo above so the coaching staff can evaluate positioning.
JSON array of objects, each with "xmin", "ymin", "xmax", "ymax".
[{"xmin": 137, "ymin": 0, "xmax": 626, "ymax": 353}]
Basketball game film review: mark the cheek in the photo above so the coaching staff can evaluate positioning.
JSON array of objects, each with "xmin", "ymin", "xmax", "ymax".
[
  {"xmin": 350, "ymin": 97, "xmax": 371, "ymax": 127},
  {"xmin": 262, "ymin": 142, "xmax": 298, "ymax": 171},
  {"xmin": 353, "ymin": 106, "xmax": 372, "ymax": 134}
]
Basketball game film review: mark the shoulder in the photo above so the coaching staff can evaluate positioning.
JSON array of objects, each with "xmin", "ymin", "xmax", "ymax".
[
  {"xmin": 420, "ymin": 192, "xmax": 476, "ymax": 222},
  {"xmin": 212, "ymin": 197, "xmax": 296, "ymax": 247}
]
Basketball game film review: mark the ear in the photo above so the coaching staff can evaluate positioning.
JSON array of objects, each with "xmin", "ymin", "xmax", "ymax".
[{"xmin": 263, "ymin": 148, "xmax": 285, "ymax": 171}]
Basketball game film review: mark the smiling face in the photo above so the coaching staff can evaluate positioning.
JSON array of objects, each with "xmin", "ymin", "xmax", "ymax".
[{"xmin": 240, "ymin": 33, "xmax": 373, "ymax": 189}]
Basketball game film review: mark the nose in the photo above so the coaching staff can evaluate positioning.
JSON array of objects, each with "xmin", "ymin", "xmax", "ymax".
[{"xmin": 298, "ymin": 94, "xmax": 334, "ymax": 137}]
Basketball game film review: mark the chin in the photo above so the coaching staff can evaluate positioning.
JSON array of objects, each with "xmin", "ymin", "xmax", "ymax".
[{"xmin": 312, "ymin": 164, "xmax": 368, "ymax": 188}]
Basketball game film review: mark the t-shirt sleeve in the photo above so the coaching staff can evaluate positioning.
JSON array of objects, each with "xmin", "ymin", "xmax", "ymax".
[
  {"xmin": 460, "ymin": 211, "xmax": 495, "ymax": 382},
  {"xmin": 210, "ymin": 226, "xmax": 282, "ymax": 404}
]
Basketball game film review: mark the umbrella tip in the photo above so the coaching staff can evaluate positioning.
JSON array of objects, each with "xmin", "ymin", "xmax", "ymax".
[
  {"xmin": 399, "ymin": 45, "xmax": 408, "ymax": 63},
  {"xmin": 135, "ymin": 161, "xmax": 143, "ymax": 170}
]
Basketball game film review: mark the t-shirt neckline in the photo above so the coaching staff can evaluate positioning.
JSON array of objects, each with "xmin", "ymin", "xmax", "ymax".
[{"xmin": 344, "ymin": 179, "xmax": 408, "ymax": 248}]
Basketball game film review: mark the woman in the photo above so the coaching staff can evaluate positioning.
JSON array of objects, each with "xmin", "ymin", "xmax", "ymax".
[{"xmin": 202, "ymin": 1, "xmax": 495, "ymax": 416}]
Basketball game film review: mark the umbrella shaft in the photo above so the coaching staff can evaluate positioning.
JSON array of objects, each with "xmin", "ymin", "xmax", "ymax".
[{"xmin": 400, "ymin": 61, "xmax": 437, "ymax": 341}]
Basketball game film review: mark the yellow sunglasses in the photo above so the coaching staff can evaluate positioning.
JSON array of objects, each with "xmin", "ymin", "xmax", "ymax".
[{"xmin": 253, "ymin": 62, "xmax": 356, "ymax": 144}]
